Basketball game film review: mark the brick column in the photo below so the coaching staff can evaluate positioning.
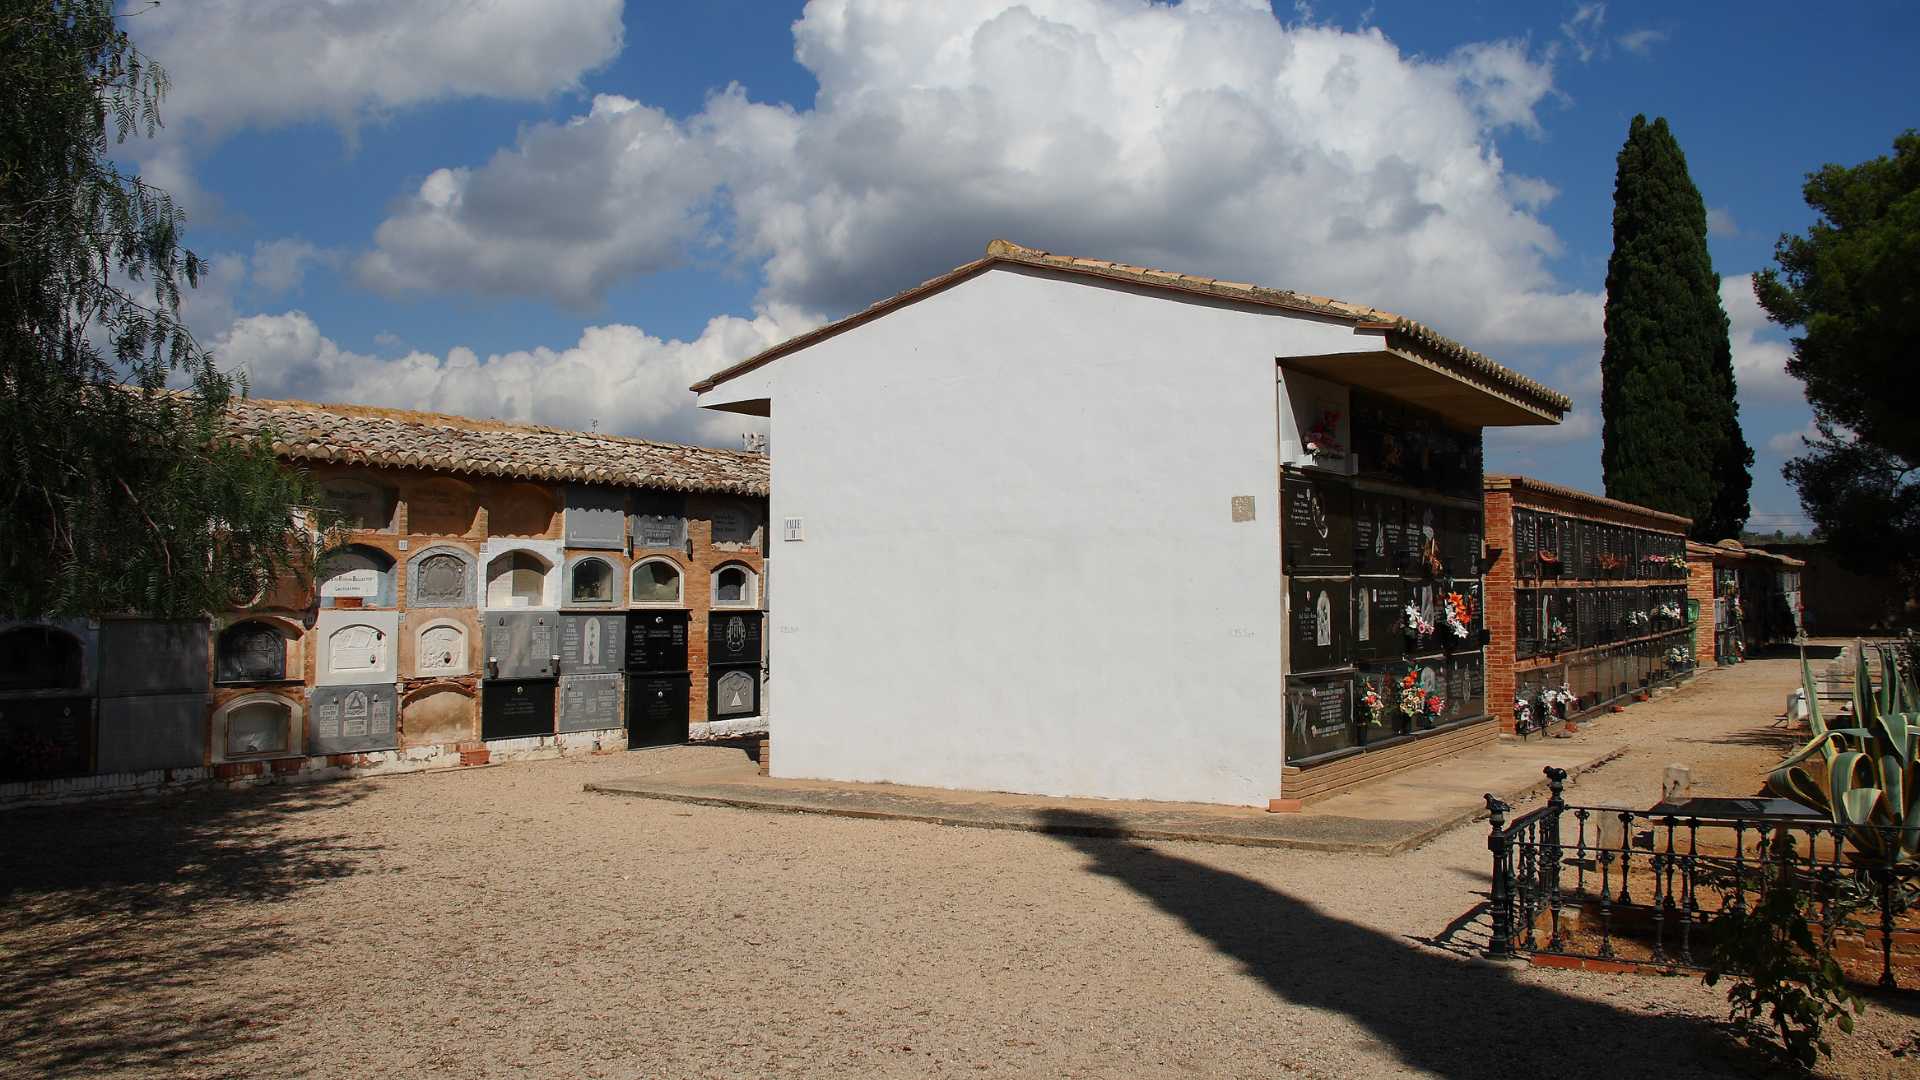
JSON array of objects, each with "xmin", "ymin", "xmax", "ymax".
[
  {"xmin": 1482, "ymin": 490, "xmax": 1519, "ymax": 733},
  {"xmin": 1688, "ymin": 552, "xmax": 1716, "ymax": 666}
]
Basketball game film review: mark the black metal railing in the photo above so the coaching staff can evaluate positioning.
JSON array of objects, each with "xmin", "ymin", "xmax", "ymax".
[{"xmin": 1485, "ymin": 767, "xmax": 1918, "ymax": 989}]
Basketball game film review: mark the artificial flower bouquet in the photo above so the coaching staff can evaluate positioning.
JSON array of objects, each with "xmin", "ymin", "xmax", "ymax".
[
  {"xmin": 1304, "ymin": 409, "xmax": 1344, "ymax": 458},
  {"xmin": 1403, "ymin": 602, "xmax": 1435, "ymax": 641},
  {"xmin": 1360, "ymin": 683, "xmax": 1389, "ymax": 727},
  {"xmin": 1443, "ymin": 591, "xmax": 1476, "ymax": 640}
]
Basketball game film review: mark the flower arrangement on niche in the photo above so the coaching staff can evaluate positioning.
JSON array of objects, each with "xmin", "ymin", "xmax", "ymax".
[
  {"xmin": 1625, "ymin": 609, "xmax": 1651, "ymax": 629},
  {"xmin": 1656, "ymin": 602, "xmax": 1683, "ymax": 621},
  {"xmin": 1403, "ymin": 602, "xmax": 1436, "ymax": 642},
  {"xmin": 1597, "ymin": 552, "xmax": 1625, "ymax": 572},
  {"xmin": 1665, "ymin": 645, "xmax": 1693, "ymax": 666},
  {"xmin": 1360, "ymin": 684, "xmax": 1389, "ymax": 727},
  {"xmin": 1547, "ymin": 618, "xmax": 1571, "ymax": 647},
  {"xmin": 1541, "ymin": 685, "xmax": 1576, "ymax": 714},
  {"xmin": 1513, "ymin": 695, "xmax": 1532, "ymax": 726},
  {"xmin": 1398, "ymin": 672, "xmax": 1444, "ymax": 723},
  {"xmin": 1444, "ymin": 591, "xmax": 1476, "ymax": 640},
  {"xmin": 1304, "ymin": 409, "xmax": 1344, "ymax": 459},
  {"xmin": 1537, "ymin": 549, "xmax": 1561, "ymax": 566}
]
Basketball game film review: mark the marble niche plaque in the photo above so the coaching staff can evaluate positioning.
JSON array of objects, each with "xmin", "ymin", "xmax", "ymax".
[
  {"xmin": 708, "ymin": 665, "xmax": 760, "ymax": 721},
  {"xmin": 1352, "ymin": 576, "xmax": 1405, "ymax": 662},
  {"xmin": 1281, "ymin": 472, "xmax": 1353, "ymax": 573},
  {"xmin": 413, "ymin": 620, "xmax": 469, "ymax": 678},
  {"xmin": 707, "ymin": 611, "xmax": 763, "ymax": 667},
  {"xmin": 1287, "ymin": 578, "xmax": 1351, "ymax": 674},
  {"xmin": 708, "ymin": 501, "xmax": 764, "ymax": 550},
  {"xmin": 625, "ymin": 609, "xmax": 689, "ymax": 673},
  {"xmin": 563, "ymin": 486, "xmax": 628, "ymax": 551},
  {"xmin": 408, "ymin": 549, "xmax": 475, "ymax": 608},
  {"xmin": 1284, "ymin": 673, "xmax": 1354, "ymax": 764},
  {"xmin": 482, "ymin": 679, "xmax": 555, "ymax": 740},
  {"xmin": 1351, "ymin": 489, "xmax": 1404, "ymax": 573},
  {"xmin": 557, "ymin": 672, "xmax": 624, "ymax": 733},
  {"xmin": 627, "ymin": 672, "xmax": 689, "ymax": 746},
  {"xmin": 308, "ymin": 683, "xmax": 398, "ymax": 755},
  {"xmin": 484, "ymin": 612, "xmax": 556, "ymax": 680},
  {"xmin": 629, "ymin": 493, "xmax": 688, "ymax": 551},
  {"xmin": 558, "ymin": 613, "xmax": 624, "ymax": 675},
  {"xmin": 1446, "ymin": 652, "xmax": 1485, "ymax": 722},
  {"xmin": 98, "ymin": 619, "xmax": 207, "ymax": 697},
  {"xmin": 216, "ymin": 621, "xmax": 286, "ymax": 683},
  {"xmin": 407, "ymin": 479, "xmax": 478, "ymax": 536}
]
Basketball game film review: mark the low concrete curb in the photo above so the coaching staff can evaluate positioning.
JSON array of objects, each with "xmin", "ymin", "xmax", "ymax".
[{"xmin": 586, "ymin": 745, "xmax": 1627, "ymax": 856}]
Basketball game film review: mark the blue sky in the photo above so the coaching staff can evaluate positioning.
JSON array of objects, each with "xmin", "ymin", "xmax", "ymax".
[{"xmin": 125, "ymin": 1, "xmax": 1920, "ymax": 534}]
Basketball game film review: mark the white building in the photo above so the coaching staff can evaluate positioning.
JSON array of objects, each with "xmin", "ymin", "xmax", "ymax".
[{"xmin": 694, "ymin": 241, "xmax": 1569, "ymax": 807}]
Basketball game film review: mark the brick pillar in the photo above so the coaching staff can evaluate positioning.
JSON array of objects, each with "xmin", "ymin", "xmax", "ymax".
[
  {"xmin": 1482, "ymin": 490, "xmax": 1519, "ymax": 733},
  {"xmin": 1688, "ymin": 553, "xmax": 1716, "ymax": 665}
]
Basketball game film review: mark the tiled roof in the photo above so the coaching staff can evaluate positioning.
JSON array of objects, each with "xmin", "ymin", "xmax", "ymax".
[
  {"xmin": 692, "ymin": 239, "xmax": 1573, "ymax": 418},
  {"xmin": 1686, "ymin": 538, "xmax": 1806, "ymax": 568},
  {"xmin": 225, "ymin": 397, "xmax": 768, "ymax": 496},
  {"xmin": 1485, "ymin": 475, "xmax": 1693, "ymax": 531}
]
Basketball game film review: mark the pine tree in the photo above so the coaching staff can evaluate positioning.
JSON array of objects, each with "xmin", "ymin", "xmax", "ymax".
[{"xmin": 1600, "ymin": 115, "xmax": 1752, "ymax": 539}]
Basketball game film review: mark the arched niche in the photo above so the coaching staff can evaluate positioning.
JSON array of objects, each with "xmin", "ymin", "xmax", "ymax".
[
  {"xmin": 488, "ymin": 482, "xmax": 557, "ymax": 539},
  {"xmin": 0, "ymin": 623, "xmax": 87, "ymax": 695},
  {"xmin": 214, "ymin": 692, "xmax": 303, "ymax": 762},
  {"xmin": 405, "ymin": 545, "xmax": 478, "ymax": 608},
  {"xmin": 315, "ymin": 610, "xmax": 399, "ymax": 686},
  {"xmin": 484, "ymin": 547, "xmax": 558, "ymax": 609},
  {"xmin": 412, "ymin": 618, "xmax": 471, "ymax": 678},
  {"xmin": 564, "ymin": 554, "xmax": 623, "ymax": 608},
  {"xmin": 406, "ymin": 478, "xmax": 480, "ymax": 537},
  {"xmin": 319, "ymin": 476, "xmax": 398, "ymax": 532},
  {"xmin": 400, "ymin": 681, "xmax": 477, "ymax": 747},
  {"xmin": 318, "ymin": 545, "xmax": 397, "ymax": 608},
  {"xmin": 629, "ymin": 557, "xmax": 684, "ymax": 607},
  {"xmin": 710, "ymin": 563, "xmax": 760, "ymax": 609},
  {"xmin": 214, "ymin": 617, "xmax": 302, "ymax": 685}
]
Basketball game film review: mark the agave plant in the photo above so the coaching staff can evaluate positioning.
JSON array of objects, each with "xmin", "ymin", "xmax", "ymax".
[{"xmin": 1767, "ymin": 642, "xmax": 1920, "ymax": 863}]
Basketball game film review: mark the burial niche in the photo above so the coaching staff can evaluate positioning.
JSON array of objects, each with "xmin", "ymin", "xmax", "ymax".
[
  {"xmin": 326, "ymin": 622, "xmax": 388, "ymax": 676},
  {"xmin": 216, "ymin": 621, "xmax": 286, "ymax": 683},
  {"xmin": 0, "ymin": 626, "xmax": 83, "ymax": 693},
  {"xmin": 319, "ymin": 477, "xmax": 397, "ymax": 532},
  {"xmin": 630, "ymin": 559, "xmax": 682, "ymax": 606},
  {"xmin": 569, "ymin": 558, "xmax": 616, "ymax": 605},
  {"xmin": 224, "ymin": 698, "xmax": 292, "ymax": 758},
  {"xmin": 414, "ymin": 620, "xmax": 468, "ymax": 677},
  {"xmin": 319, "ymin": 546, "xmax": 394, "ymax": 606},
  {"xmin": 486, "ymin": 550, "xmax": 552, "ymax": 608},
  {"xmin": 712, "ymin": 564, "xmax": 756, "ymax": 608},
  {"xmin": 410, "ymin": 550, "xmax": 472, "ymax": 608}
]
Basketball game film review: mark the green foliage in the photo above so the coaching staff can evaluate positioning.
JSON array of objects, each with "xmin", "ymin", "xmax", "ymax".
[
  {"xmin": 1600, "ymin": 115, "xmax": 1752, "ymax": 541},
  {"xmin": 1767, "ymin": 643, "xmax": 1920, "ymax": 863},
  {"xmin": 1755, "ymin": 133, "xmax": 1920, "ymax": 591},
  {"xmin": 1704, "ymin": 830, "xmax": 1864, "ymax": 1072},
  {"xmin": 0, "ymin": 1, "xmax": 329, "ymax": 617}
]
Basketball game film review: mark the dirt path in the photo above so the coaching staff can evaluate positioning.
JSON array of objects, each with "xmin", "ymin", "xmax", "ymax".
[{"xmin": 2, "ymin": 648, "xmax": 1914, "ymax": 1079}]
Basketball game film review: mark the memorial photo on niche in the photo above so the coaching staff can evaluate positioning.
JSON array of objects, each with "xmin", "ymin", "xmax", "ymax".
[
  {"xmin": 1281, "ymin": 472, "xmax": 1352, "ymax": 573},
  {"xmin": 1288, "ymin": 578, "xmax": 1350, "ymax": 673},
  {"xmin": 1285, "ymin": 674, "xmax": 1353, "ymax": 763}
]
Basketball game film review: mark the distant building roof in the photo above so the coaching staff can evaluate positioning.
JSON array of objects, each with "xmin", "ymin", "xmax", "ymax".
[
  {"xmin": 1685, "ymin": 539, "xmax": 1806, "ymax": 568},
  {"xmin": 226, "ymin": 397, "xmax": 768, "ymax": 497},
  {"xmin": 1484, "ymin": 474, "xmax": 1693, "ymax": 531},
  {"xmin": 692, "ymin": 239, "xmax": 1573, "ymax": 423}
]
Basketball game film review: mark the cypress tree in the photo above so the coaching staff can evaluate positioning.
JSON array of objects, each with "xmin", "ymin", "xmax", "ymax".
[{"xmin": 1600, "ymin": 115, "xmax": 1752, "ymax": 539}]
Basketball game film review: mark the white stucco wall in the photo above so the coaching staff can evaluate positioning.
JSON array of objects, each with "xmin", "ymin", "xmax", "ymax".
[{"xmin": 702, "ymin": 265, "xmax": 1384, "ymax": 805}]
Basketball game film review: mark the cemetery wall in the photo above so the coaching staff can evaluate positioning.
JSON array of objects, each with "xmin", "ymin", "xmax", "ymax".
[
  {"xmin": 0, "ymin": 405, "xmax": 768, "ymax": 806},
  {"xmin": 1483, "ymin": 476, "xmax": 1696, "ymax": 736}
]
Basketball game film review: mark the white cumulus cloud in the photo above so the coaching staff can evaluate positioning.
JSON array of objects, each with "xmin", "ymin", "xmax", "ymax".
[
  {"xmin": 210, "ymin": 307, "xmax": 816, "ymax": 447},
  {"xmin": 360, "ymin": 0, "xmax": 1602, "ymax": 350},
  {"xmin": 1721, "ymin": 273, "xmax": 1803, "ymax": 405}
]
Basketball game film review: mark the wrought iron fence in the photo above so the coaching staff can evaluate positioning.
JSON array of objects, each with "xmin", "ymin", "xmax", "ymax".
[{"xmin": 1484, "ymin": 767, "xmax": 1918, "ymax": 989}]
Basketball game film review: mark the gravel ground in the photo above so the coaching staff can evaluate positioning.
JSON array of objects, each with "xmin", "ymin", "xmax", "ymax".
[{"xmin": 4, "ymin": 646, "xmax": 1918, "ymax": 1080}]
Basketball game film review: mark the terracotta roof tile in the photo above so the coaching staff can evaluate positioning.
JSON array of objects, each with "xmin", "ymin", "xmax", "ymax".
[{"xmin": 225, "ymin": 397, "xmax": 768, "ymax": 496}]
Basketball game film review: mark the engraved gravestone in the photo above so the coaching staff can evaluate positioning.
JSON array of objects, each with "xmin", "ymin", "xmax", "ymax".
[
  {"xmin": 481, "ymin": 678, "xmax": 555, "ymax": 740},
  {"xmin": 308, "ymin": 683, "xmax": 398, "ymax": 754},
  {"xmin": 1281, "ymin": 473, "xmax": 1353, "ymax": 572},
  {"xmin": 99, "ymin": 619, "xmax": 207, "ymax": 697},
  {"xmin": 414, "ymin": 621, "xmax": 468, "ymax": 677},
  {"xmin": 558, "ymin": 613, "xmax": 624, "ymax": 675},
  {"xmin": 625, "ymin": 609, "xmax": 689, "ymax": 672},
  {"xmin": 1352, "ymin": 490, "xmax": 1403, "ymax": 572},
  {"xmin": 0, "ymin": 696, "xmax": 91, "ymax": 781},
  {"xmin": 1287, "ymin": 578, "xmax": 1351, "ymax": 673},
  {"xmin": 709, "ymin": 666, "xmax": 760, "ymax": 720},
  {"xmin": 707, "ymin": 611, "xmax": 763, "ymax": 667},
  {"xmin": 485, "ymin": 612, "xmax": 556, "ymax": 680},
  {"xmin": 629, "ymin": 492, "xmax": 689, "ymax": 551},
  {"xmin": 710, "ymin": 501, "xmax": 763, "ymax": 549},
  {"xmin": 557, "ymin": 672, "xmax": 623, "ymax": 733},
  {"xmin": 216, "ymin": 621, "xmax": 285, "ymax": 683},
  {"xmin": 563, "ymin": 486, "xmax": 628, "ymax": 551},
  {"xmin": 1353, "ymin": 576, "xmax": 1405, "ymax": 662},
  {"xmin": 1284, "ymin": 673, "xmax": 1354, "ymax": 763},
  {"xmin": 627, "ymin": 672, "xmax": 690, "ymax": 746},
  {"xmin": 409, "ymin": 549, "xmax": 474, "ymax": 608}
]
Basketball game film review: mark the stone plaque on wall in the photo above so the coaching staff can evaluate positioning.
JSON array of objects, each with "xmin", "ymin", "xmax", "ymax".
[
  {"xmin": 1446, "ymin": 652, "xmax": 1485, "ymax": 722},
  {"xmin": 414, "ymin": 620, "xmax": 469, "ymax": 677},
  {"xmin": 216, "ymin": 621, "xmax": 286, "ymax": 684},
  {"xmin": 0, "ymin": 696, "xmax": 91, "ymax": 781},
  {"xmin": 1285, "ymin": 673, "xmax": 1354, "ymax": 764},
  {"xmin": 97, "ymin": 692, "xmax": 204, "ymax": 772},
  {"xmin": 557, "ymin": 672, "xmax": 623, "ymax": 733},
  {"xmin": 707, "ymin": 611, "xmax": 763, "ymax": 667},
  {"xmin": 629, "ymin": 492, "xmax": 688, "ymax": 551},
  {"xmin": 558, "ymin": 613, "xmax": 623, "ymax": 675},
  {"xmin": 407, "ymin": 479, "xmax": 478, "ymax": 536},
  {"xmin": 1351, "ymin": 490, "xmax": 1404, "ymax": 573},
  {"xmin": 1352, "ymin": 576, "xmax": 1405, "ymax": 662},
  {"xmin": 1281, "ymin": 472, "xmax": 1353, "ymax": 573},
  {"xmin": 628, "ymin": 672, "xmax": 690, "ymax": 746},
  {"xmin": 625, "ymin": 609, "xmax": 689, "ymax": 673},
  {"xmin": 408, "ymin": 549, "xmax": 476, "ymax": 608},
  {"xmin": 485, "ymin": 612, "xmax": 556, "ymax": 680},
  {"xmin": 99, "ymin": 619, "xmax": 207, "ymax": 697},
  {"xmin": 320, "ymin": 478, "xmax": 397, "ymax": 532},
  {"xmin": 564, "ymin": 486, "xmax": 628, "ymax": 551},
  {"xmin": 481, "ymin": 678, "xmax": 555, "ymax": 740},
  {"xmin": 308, "ymin": 683, "xmax": 398, "ymax": 755},
  {"xmin": 709, "ymin": 501, "xmax": 764, "ymax": 550},
  {"xmin": 1287, "ymin": 578, "xmax": 1351, "ymax": 674},
  {"xmin": 708, "ymin": 664, "xmax": 760, "ymax": 720}
]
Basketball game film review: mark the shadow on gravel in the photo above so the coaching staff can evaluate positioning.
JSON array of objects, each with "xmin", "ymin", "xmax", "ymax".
[
  {"xmin": 1042, "ymin": 808, "xmax": 1745, "ymax": 1079},
  {"xmin": 0, "ymin": 784, "xmax": 374, "ymax": 1078}
]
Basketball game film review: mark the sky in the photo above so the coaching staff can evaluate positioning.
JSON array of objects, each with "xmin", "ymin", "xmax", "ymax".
[{"xmin": 122, "ymin": 0, "xmax": 1920, "ymax": 534}]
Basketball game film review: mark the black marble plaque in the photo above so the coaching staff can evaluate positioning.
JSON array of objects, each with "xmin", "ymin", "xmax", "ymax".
[
  {"xmin": 216, "ymin": 621, "xmax": 286, "ymax": 684},
  {"xmin": 707, "ymin": 611, "xmax": 763, "ymax": 667},
  {"xmin": 98, "ymin": 619, "xmax": 207, "ymax": 697},
  {"xmin": 0, "ymin": 695, "xmax": 91, "ymax": 781},
  {"xmin": 1446, "ymin": 652, "xmax": 1485, "ymax": 721},
  {"xmin": 1352, "ymin": 490, "xmax": 1404, "ymax": 573},
  {"xmin": 485, "ymin": 613, "xmax": 556, "ymax": 680},
  {"xmin": 1288, "ymin": 578, "xmax": 1351, "ymax": 673},
  {"xmin": 1285, "ymin": 673, "xmax": 1354, "ymax": 764},
  {"xmin": 1282, "ymin": 472, "xmax": 1353, "ymax": 573},
  {"xmin": 628, "ymin": 672, "xmax": 690, "ymax": 746},
  {"xmin": 308, "ymin": 683, "xmax": 399, "ymax": 755},
  {"xmin": 558, "ymin": 613, "xmax": 624, "ymax": 675},
  {"xmin": 481, "ymin": 678, "xmax": 555, "ymax": 740},
  {"xmin": 1516, "ymin": 588, "xmax": 1541, "ymax": 658},
  {"xmin": 625, "ymin": 609, "xmax": 689, "ymax": 673},
  {"xmin": 557, "ymin": 673, "xmax": 624, "ymax": 733},
  {"xmin": 1444, "ymin": 578, "xmax": 1482, "ymax": 648},
  {"xmin": 0, "ymin": 624, "xmax": 85, "ymax": 693},
  {"xmin": 1402, "ymin": 578, "xmax": 1446, "ymax": 654},
  {"xmin": 1403, "ymin": 500, "xmax": 1446, "ymax": 578},
  {"xmin": 1352, "ymin": 576, "xmax": 1406, "ymax": 662},
  {"xmin": 708, "ymin": 664, "xmax": 760, "ymax": 720},
  {"xmin": 1514, "ymin": 509, "xmax": 1538, "ymax": 573}
]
